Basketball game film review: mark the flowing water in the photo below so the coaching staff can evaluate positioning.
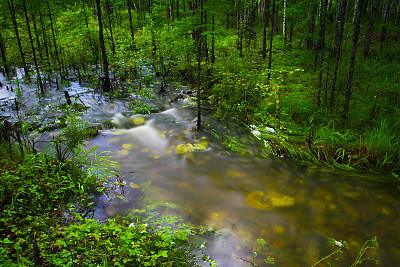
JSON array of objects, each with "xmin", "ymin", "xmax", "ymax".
[{"xmin": 1, "ymin": 71, "xmax": 400, "ymax": 266}]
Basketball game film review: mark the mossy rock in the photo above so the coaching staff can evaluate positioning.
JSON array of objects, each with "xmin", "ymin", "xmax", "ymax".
[
  {"xmin": 246, "ymin": 191, "xmax": 294, "ymax": 210},
  {"xmin": 58, "ymin": 103, "xmax": 89, "ymax": 112},
  {"xmin": 175, "ymin": 141, "xmax": 208, "ymax": 154}
]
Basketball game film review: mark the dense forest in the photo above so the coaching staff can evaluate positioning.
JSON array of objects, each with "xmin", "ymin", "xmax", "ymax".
[
  {"xmin": 1, "ymin": 0, "xmax": 399, "ymax": 172},
  {"xmin": 0, "ymin": 0, "xmax": 399, "ymax": 265}
]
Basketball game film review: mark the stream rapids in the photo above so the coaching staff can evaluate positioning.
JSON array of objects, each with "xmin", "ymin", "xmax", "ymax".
[{"xmin": 1, "ymin": 70, "xmax": 400, "ymax": 266}]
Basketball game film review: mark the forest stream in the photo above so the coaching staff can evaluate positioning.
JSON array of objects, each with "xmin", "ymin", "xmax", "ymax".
[{"xmin": 1, "ymin": 70, "xmax": 400, "ymax": 266}]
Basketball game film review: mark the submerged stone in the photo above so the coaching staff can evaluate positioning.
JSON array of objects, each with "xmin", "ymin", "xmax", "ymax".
[{"xmin": 246, "ymin": 191, "xmax": 294, "ymax": 210}]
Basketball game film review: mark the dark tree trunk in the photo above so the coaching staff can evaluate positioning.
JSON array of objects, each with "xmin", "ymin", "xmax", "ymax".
[
  {"xmin": 289, "ymin": 0, "xmax": 296, "ymax": 51},
  {"xmin": 176, "ymin": 0, "xmax": 180, "ymax": 19},
  {"xmin": 211, "ymin": 15, "xmax": 215, "ymax": 64},
  {"xmin": 238, "ymin": 1, "xmax": 244, "ymax": 56},
  {"xmin": 307, "ymin": 1, "xmax": 317, "ymax": 50},
  {"xmin": 83, "ymin": 4, "xmax": 97, "ymax": 62},
  {"xmin": 380, "ymin": 0, "xmax": 392, "ymax": 51},
  {"xmin": 0, "ymin": 28, "xmax": 10, "ymax": 74},
  {"xmin": 196, "ymin": 0, "xmax": 203, "ymax": 131},
  {"xmin": 317, "ymin": 0, "xmax": 329, "ymax": 107},
  {"xmin": 48, "ymin": 2, "xmax": 62, "ymax": 78},
  {"xmin": 31, "ymin": 16, "xmax": 43, "ymax": 62},
  {"xmin": 330, "ymin": 0, "xmax": 347, "ymax": 108},
  {"xmin": 169, "ymin": 0, "xmax": 174, "ymax": 20},
  {"xmin": 343, "ymin": 0, "xmax": 365, "ymax": 118},
  {"xmin": 8, "ymin": 0, "xmax": 30, "ymax": 80},
  {"xmin": 149, "ymin": 0, "xmax": 153, "ymax": 14},
  {"xmin": 262, "ymin": 0, "xmax": 269, "ymax": 59},
  {"xmin": 106, "ymin": 0, "xmax": 116, "ymax": 55},
  {"xmin": 23, "ymin": 0, "xmax": 44, "ymax": 94},
  {"xmin": 96, "ymin": 0, "xmax": 111, "ymax": 92},
  {"xmin": 273, "ymin": 3, "xmax": 279, "ymax": 33},
  {"xmin": 39, "ymin": 10, "xmax": 50, "ymax": 63},
  {"xmin": 127, "ymin": 0, "xmax": 136, "ymax": 50},
  {"xmin": 226, "ymin": 1, "xmax": 230, "ymax": 30},
  {"xmin": 363, "ymin": 0, "xmax": 380, "ymax": 57},
  {"xmin": 268, "ymin": 0, "xmax": 275, "ymax": 82}
]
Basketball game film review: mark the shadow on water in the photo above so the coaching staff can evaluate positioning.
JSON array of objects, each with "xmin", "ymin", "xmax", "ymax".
[{"xmin": 1, "ymin": 70, "xmax": 400, "ymax": 266}]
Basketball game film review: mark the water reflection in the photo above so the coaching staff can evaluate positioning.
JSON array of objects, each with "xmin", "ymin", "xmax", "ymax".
[{"xmin": 86, "ymin": 105, "xmax": 400, "ymax": 266}]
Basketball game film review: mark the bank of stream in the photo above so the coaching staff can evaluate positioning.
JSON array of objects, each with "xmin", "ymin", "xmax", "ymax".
[{"xmin": 1, "ymin": 69, "xmax": 400, "ymax": 266}]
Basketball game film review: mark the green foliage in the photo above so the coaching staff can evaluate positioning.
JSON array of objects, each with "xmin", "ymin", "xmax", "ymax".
[
  {"xmin": 0, "ymin": 140, "xmax": 197, "ymax": 266},
  {"xmin": 36, "ymin": 214, "xmax": 196, "ymax": 266},
  {"xmin": 312, "ymin": 237, "xmax": 379, "ymax": 267},
  {"xmin": 49, "ymin": 113, "xmax": 97, "ymax": 162}
]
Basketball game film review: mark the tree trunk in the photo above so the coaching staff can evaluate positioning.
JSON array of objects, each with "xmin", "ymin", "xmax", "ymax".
[
  {"xmin": 39, "ymin": 10, "xmax": 50, "ymax": 63},
  {"xmin": 363, "ymin": 0, "xmax": 380, "ymax": 57},
  {"xmin": 96, "ymin": 0, "xmax": 111, "ymax": 93},
  {"xmin": 307, "ymin": 1, "xmax": 317, "ymax": 50},
  {"xmin": 262, "ymin": 0, "xmax": 269, "ymax": 59},
  {"xmin": 329, "ymin": 0, "xmax": 347, "ymax": 108},
  {"xmin": 289, "ymin": 0, "xmax": 296, "ymax": 51},
  {"xmin": 23, "ymin": 0, "xmax": 44, "ymax": 94},
  {"xmin": 0, "ymin": 28, "xmax": 10, "ymax": 74},
  {"xmin": 169, "ymin": 0, "xmax": 174, "ymax": 20},
  {"xmin": 317, "ymin": 0, "xmax": 329, "ymax": 107},
  {"xmin": 8, "ymin": 0, "xmax": 30, "ymax": 80},
  {"xmin": 106, "ymin": 0, "xmax": 116, "ymax": 55},
  {"xmin": 83, "ymin": 4, "xmax": 97, "ymax": 62},
  {"xmin": 149, "ymin": 0, "xmax": 153, "ymax": 14},
  {"xmin": 283, "ymin": 0, "xmax": 287, "ymax": 44},
  {"xmin": 380, "ymin": 0, "xmax": 392, "ymax": 51},
  {"xmin": 238, "ymin": 1, "xmax": 244, "ymax": 56},
  {"xmin": 343, "ymin": 0, "xmax": 365, "ymax": 118},
  {"xmin": 176, "ymin": 0, "xmax": 180, "ymax": 19},
  {"xmin": 268, "ymin": 0, "xmax": 275, "ymax": 82},
  {"xmin": 211, "ymin": 15, "xmax": 215, "ymax": 64},
  {"xmin": 196, "ymin": 0, "xmax": 203, "ymax": 131},
  {"xmin": 48, "ymin": 2, "xmax": 63, "ymax": 78},
  {"xmin": 31, "ymin": 16, "xmax": 43, "ymax": 62},
  {"xmin": 127, "ymin": 0, "xmax": 136, "ymax": 50}
]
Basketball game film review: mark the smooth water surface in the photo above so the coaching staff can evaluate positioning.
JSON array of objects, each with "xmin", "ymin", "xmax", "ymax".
[{"xmin": 85, "ymin": 103, "xmax": 400, "ymax": 266}]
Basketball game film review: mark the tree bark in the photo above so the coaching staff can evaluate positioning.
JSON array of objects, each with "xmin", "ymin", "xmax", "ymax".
[
  {"xmin": 329, "ymin": 0, "xmax": 347, "ymax": 108},
  {"xmin": 343, "ymin": 0, "xmax": 365, "ymax": 118},
  {"xmin": 176, "ymin": 0, "xmax": 180, "ymax": 19},
  {"xmin": 196, "ymin": 0, "xmax": 203, "ymax": 131},
  {"xmin": 307, "ymin": 1, "xmax": 317, "ymax": 50},
  {"xmin": 8, "ymin": 0, "xmax": 30, "ymax": 80},
  {"xmin": 211, "ymin": 15, "xmax": 215, "ymax": 64},
  {"xmin": 48, "ymin": 1, "xmax": 63, "ymax": 78},
  {"xmin": 343, "ymin": 0, "xmax": 364, "ymax": 118},
  {"xmin": 380, "ymin": 0, "xmax": 392, "ymax": 51},
  {"xmin": 363, "ymin": 0, "xmax": 380, "ymax": 57},
  {"xmin": 31, "ymin": 16, "xmax": 43, "ymax": 62},
  {"xmin": 262, "ymin": 0, "xmax": 269, "ymax": 59},
  {"xmin": 23, "ymin": 0, "xmax": 44, "ymax": 94},
  {"xmin": 289, "ymin": 0, "xmax": 296, "ymax": 51},
  {"xmin": 127, "ymin": 0, "xmax": 136, "ymax": 50},
  {"xmin": 283, "ymin": 0, "xmax": 287, "ymax": 44},
  {"xmin": 317, "ymin": 0, "xmax": 328, "ymax": 107},
  {"xmin": 106, "ymin": 0, "xmax": 116, "ymax": 55},
  {"xmin": 82, "ymin": 4, "xmax": 97, "ymax": 62},
  {"xmin": 268, "ymin": 0, "xmax": 275, "ymax": 82},
  {"xmin": 0, "ymin": 28, "xmax": 10, "ymax": 74},
  {"xmin": 96, "ymin": 0, "xmax": 111, "ymax": 92}
]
